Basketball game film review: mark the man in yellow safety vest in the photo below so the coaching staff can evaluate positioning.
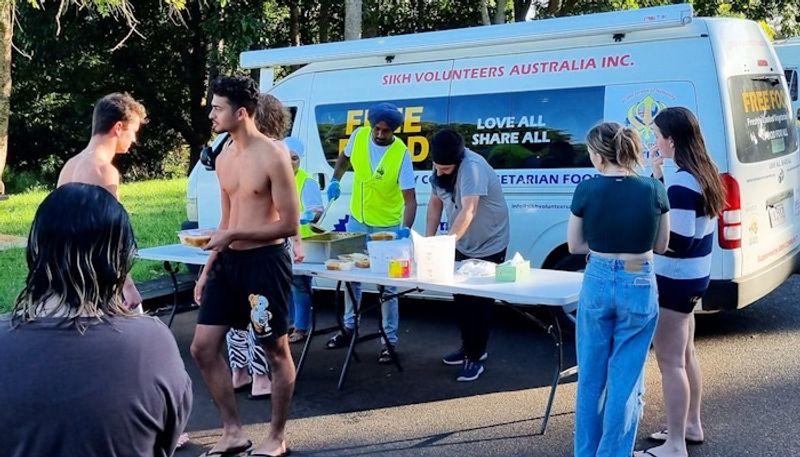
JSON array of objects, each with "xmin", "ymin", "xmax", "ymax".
[{"xmin": 325, "ymin": 102, "xmax": 417, "ymax": 364}]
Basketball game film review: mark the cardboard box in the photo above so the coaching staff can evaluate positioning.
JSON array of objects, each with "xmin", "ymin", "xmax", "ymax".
[{"xmin": 495, "ymin": 260, "xmax": 531, "ymax": 282}]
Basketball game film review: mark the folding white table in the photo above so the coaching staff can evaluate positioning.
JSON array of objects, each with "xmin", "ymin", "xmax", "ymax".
[{"xmin": 137, "ymin": 244, "xmax": 583, "ymax": 434}]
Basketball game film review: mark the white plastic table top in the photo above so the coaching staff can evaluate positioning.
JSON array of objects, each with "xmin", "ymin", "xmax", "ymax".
[
  {"xmin": 137, "ymin": 244, "xmax": 582, "ymax": 307},
  {"xmin": 293, "ymin": 263, "xmax": 581, "ymax": 307},
  {"xmin": 138, "ymin": 244, "xmax": 211, "ymax": 265}
]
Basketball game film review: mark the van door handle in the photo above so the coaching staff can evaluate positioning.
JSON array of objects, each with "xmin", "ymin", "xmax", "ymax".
[{"xmin": 317, "ymin": 173, "xmax": 326, "ymax": 191}]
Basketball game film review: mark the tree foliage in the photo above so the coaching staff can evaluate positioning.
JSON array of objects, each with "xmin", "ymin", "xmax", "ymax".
[{"xmin": 5, "ymin": 0, "xmax": 799, "ymax": 191}]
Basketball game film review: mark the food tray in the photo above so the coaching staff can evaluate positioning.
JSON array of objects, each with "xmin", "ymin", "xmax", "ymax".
[
  {"xmin": 302, "ymin": 232, "xmax": 367, "ymax": 264},
  {"xmin": 177, "ymin": 228, "xmax": 214, "ymax": 248}
]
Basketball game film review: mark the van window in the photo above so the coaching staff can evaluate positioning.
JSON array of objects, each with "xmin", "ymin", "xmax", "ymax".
[
  {"xmin": 449, "ymin": 86, "xmax": 604, "ymax": 169},
  {"xmin": 315, "ymin": 98, "xmax": 449, "ymax": 170},
  {"xmin": 785, "ymin": 69, "xmax": 798, "ymax": 101},
  {"xmin": 286, "ymin": 106, "xmax": 298, "ymax": 135},
  {"xmin": 728, "ymin": 75, "xmax": 798, "ymax": 163},
  {"xmin": 314, "ymin": 86, "xmax": 603, "ymax": 172}
]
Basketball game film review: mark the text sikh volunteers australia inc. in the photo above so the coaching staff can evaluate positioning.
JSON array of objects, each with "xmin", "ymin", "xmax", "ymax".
[{"xmin": 381, "ymin": 54, "xmax": 635, "ymax": 85}]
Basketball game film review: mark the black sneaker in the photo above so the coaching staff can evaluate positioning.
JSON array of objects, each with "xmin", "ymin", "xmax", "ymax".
[
  {"xmin": 325, "ymin": 329, "xmax": 353, "ymax": 349},
  {"xmin": 442, "ymin": 348, "xmax": 488, "ymax": 366},
  {"xmin": 378, "ymin": 345, "xmax": 397, "ymax": 364}
]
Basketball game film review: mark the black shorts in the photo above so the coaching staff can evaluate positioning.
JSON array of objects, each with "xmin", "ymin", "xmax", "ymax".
[
  {"xmin": 198, "ymin": 243, "xmax": 292, "ymax": 342},
  {"xmin": 658, "ymin": 294, "xmax": 702, "ymax": 314}
]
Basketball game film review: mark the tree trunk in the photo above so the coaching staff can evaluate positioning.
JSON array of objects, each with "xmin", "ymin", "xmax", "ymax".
[
  {"xmin": 187, "ymin": 1, "xmax": 212, "ymax": 170},
  {"xmin": 514, "ymin": 0, "xmax": 533, "ymax": 21},
  {"xmin": 546, "ymin": 0, "xmax": 563, "ymax": 17},
  {"xmin": 289, "ymin": 1, "xmax": 300, "ymax": 46},
  {"xmin": 0, "ymin": 2, "xmax": 11, "ymax": 196},
  {"xmin": 480, "ymin": 0, "xmax": 490, "ymax": 25},
  {"xmin": 344, "ymin": 0, "xmax": 361, "ymax": 40},
  {"xmin": 493, "ymin": 0, "xmax": 507, "ymax": 24},
  {"xmin": 416, "ymin": 0, "xmax": 425, "ymax": 31},
  {"xmin": 318, "ymin": 0, "xmax": 329, "ymax": 43}
]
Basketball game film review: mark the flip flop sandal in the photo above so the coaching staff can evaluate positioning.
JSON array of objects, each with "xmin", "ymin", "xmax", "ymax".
[
  {"xmin": 288, "ymin": 331, "xmax": 307, "ymax": 344},
  {"xmin": 200, "ymin": 440, "xmax": 253, "ymax": 456},
  {"xmin": 633, "ymin": 450, "xmax": 659, "ymax": 457},
  {"xmin": 648, "ymin": 429, "xmax": 704, "ymax": 445},
  {"xmin": 247, "ymin": 392, "xmax": 272, "ymax": 400},
  {"xmin": 249, "ymin": 449, "xmax": 291, "ymax": 457}
]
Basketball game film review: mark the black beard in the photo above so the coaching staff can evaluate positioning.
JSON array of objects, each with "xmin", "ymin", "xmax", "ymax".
[
  {"xmin": 432, "ymin": 166, "xmax": 459, "ymax": 194},
  {"xmin": 373, "ymin": 135, "xmax": 393, "ymax": 146}
]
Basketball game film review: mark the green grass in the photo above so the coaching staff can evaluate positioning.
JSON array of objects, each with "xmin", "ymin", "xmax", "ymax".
[{"xmin": 0, "ymin": 178, "xmax": 189, "ymax": 312}]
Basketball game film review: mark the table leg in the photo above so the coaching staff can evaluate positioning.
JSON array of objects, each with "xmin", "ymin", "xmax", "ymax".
[
  {"xmin": 504, "ymin": 303, "xmax": 578, "ymax": 435},
  {"xmin": 338, "ymin": 281, "xmax": 361, "ymax": 390},
  {"xmin": 295, "ymin": 284, "xmax": 316, "ymax": 378},
  {"xmin": 164, "ymin": 261, "xmax": 179, "ymax": 328}
]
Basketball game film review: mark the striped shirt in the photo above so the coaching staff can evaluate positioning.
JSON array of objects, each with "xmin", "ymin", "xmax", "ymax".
[{"xmin": 654, "ymin": 169, "xmax": 716, "ymax": 304}]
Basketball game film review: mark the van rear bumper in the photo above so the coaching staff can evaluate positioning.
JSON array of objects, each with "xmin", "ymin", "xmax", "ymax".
[{"xmin": 704, "ymin": 246, "xmax": 800, "ymax": 311}]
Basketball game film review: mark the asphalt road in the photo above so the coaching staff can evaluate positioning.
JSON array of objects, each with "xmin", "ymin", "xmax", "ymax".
[{"xmin": 164, "ymin": 275, "xmax": 800, "ymax": 457}]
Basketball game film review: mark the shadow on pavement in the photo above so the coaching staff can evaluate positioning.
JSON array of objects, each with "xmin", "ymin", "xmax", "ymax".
[{"xmin": 166, "ymin": 292, "xmax": 577, "ymax": 432}]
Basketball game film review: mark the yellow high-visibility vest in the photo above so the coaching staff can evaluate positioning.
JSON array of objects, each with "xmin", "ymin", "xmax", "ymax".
[
  {"xmin": 295, "ymin": 167, "xmax": 316, "ymax": 239},
  {"xmin": 350, "ymin": 127, "xmax": 406, "ymax": 226}
]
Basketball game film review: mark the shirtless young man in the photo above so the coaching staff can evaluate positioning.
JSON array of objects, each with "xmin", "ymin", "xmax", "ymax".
[
  {"xmin": 190, "ymin": 76, "xmax": 299, "ymax": 457},
  {"xmin": 57, "ymin": 92, "xmax": 146, "ymax": 309}
]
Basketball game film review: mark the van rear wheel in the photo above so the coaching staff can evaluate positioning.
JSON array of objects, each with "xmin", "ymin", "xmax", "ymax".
[{"xmin": 551, "ymin": 254, "xmax": 586, "ymax": 333}]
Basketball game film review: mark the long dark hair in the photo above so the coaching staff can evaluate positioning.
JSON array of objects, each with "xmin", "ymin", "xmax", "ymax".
[
  {"xmin": 654, "ymin": 107, "xmax": 725, "ymax": 217},
  {"xmin": 13, "ymin": 183, "xmax": 137, "ymax": 330}
]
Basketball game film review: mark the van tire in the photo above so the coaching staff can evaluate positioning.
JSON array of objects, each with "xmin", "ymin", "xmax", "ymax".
[{"xmin": 551, "ymin": 254, "xmax": 586, "ymax": 334}]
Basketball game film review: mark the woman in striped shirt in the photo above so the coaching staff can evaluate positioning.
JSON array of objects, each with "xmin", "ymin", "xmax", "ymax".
[{"xmin": 636, "ymin": 107, "xmax": 725, "ymax": 457}]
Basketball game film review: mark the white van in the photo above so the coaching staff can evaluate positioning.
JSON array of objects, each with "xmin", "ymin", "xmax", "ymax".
[
  {"xmin": 187, "ymin": 4, "xmax": 800, "ymax": 314},
  {"xmin": 775, "ymin": 37, "xmax": 800, "ymax": 130}
]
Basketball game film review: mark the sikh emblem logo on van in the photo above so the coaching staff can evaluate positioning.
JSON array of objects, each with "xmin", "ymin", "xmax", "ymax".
[
  {"xmin": 749, "ymin": 217, "xmax": 759, "ymax": 235},
  {"xmin": 626, "ymin": 95, "xmax": 667, "ymax": 151},
  {"xmin": 778, "ymin": 168, "xmax": 785, "ymax": 183}
]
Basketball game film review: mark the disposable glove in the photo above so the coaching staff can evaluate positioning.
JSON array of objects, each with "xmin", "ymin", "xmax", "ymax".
[
  {"xmin": 299, "ymin": 210, "xmax": 316, "ymax": 225},
  {"xmin": 327, "ymin": 178, "xmax": 341, "ymax": 201}
]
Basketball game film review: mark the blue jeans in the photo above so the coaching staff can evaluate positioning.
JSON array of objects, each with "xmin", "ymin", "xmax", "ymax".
[
  {"xmin": 574, "ymin": 255, "xmax": 658, "ymax": 457},
  {"xmin": 292, "ymin": 274, "xmax": 313, "ymax": 332},
  {"xmin": 343, "ymin": 217, "xmax": 400, "ymax": 346}
]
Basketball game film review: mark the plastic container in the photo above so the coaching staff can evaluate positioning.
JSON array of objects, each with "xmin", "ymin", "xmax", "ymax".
[
  {"xmin": 388, "ymin": 259, "xmax": 412, "ymax": 278},
  {"xmin": 367, "ymin": 239, "xmax": 413, "ymax": 275},
  {"xmin": 177, "ymin": 228, "xmax": 214, "ymax": 248},
  {"xmin": 325, "ymin": 259, "xmax": 354, "ymax": 271},
  {"xmin": 412, "ymin": 232, "xmax": 456, "ymax": 283}
]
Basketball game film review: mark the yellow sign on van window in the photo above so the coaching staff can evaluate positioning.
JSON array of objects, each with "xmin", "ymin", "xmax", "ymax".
[
  {"xmin": 341, "ymin": 106, "xmax": 430, "ymax": 162},
  {"xmin": 741, "ymin": 89, "xmax": 787, "ymax": 113}
]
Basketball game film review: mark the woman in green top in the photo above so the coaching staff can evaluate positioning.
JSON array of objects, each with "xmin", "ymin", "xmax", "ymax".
[{"xmin": 568, "ymin": 122, "xmax": 670, "ymax": 457}]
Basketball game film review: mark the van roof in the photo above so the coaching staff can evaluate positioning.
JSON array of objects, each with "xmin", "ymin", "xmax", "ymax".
[
  {"xmin": 775, "ymin": 36, "xmax": 800, "ymax": 46},
  {"xmin": 240, "ymin": 4, "xmax": 693, "ymax": 70}
]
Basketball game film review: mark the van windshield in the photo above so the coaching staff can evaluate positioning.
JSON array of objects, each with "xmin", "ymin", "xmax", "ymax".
[{"xmin": 728, "ymin": 74, "xmax": 798, "ymax": 163}]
